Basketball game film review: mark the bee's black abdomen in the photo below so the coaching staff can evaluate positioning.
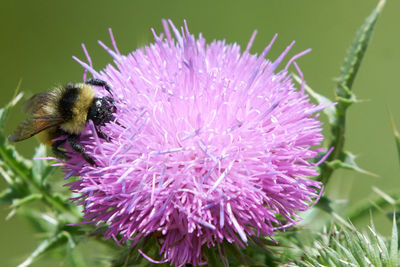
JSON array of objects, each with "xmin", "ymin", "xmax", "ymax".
[{"xmin": 58, "ymin": 86, "xmax": 79, "ymax": 121}]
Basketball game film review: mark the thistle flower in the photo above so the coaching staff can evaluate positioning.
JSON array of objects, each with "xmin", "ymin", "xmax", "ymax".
[{"xmin": 64, "ymin": 20, "xmax": 326, "ymax": 266}]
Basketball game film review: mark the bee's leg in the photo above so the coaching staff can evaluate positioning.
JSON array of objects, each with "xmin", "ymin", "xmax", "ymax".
[
  {"xmin": 67, "ymin": 134, "xmax": 96, "ymax": 166},
  {"xmin": 52, "ymin": 139, "xmax": 69, "ymax": 160},
  {"xmin": 95, "ymin": 126, "xmax": 111, "ymax": 142},
  {"xmin": 85, "ymin": 78, "xmax": 113, "ymax": 96},
  {"xmin": 103, "ymin": 96, "xmax": 115, "ymax": 104}
]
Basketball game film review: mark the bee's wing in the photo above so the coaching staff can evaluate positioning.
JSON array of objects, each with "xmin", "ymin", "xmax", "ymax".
[
  {"xmin": 22, "ymin": 92, "xmax": 53, "ymax": 114},
  {"xmin": 10, "ymin": 91, "xmax": 64, "ymax": 142},
  {"xmin": 8, "ymin": 115, "xmax": 64, "ymax": 142}
]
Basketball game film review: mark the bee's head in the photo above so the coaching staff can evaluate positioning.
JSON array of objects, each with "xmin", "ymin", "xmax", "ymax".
[{"xmin": 88, "ymin": 96, "xmax": 116, "ymax": 126}]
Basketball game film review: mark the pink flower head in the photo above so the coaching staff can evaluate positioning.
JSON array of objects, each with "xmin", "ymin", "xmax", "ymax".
[{"xmin": 64, "ymin": 20, "xmax": 325, "ymax": 266}]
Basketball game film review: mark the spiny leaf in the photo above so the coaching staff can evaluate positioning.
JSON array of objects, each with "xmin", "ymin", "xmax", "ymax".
[
  {"xmin": 297, "ymin": 218, "xmax": 400, "ymax": 266},
  {"xmin": 326, "ymin": 151, "xmax": 378, "ymax": 177},
  {"xmin": 337, "ymin": 0, "xmax": 386, "ymax": 95},
  {"xmin": 0, "ymin": 164, "xmax": 19, "ymax": 186},
  {"xmin": 32, "ymin": 144, "xmax": 56, "ymax": 184},
  {"xmin": 0, "ymin": 137, "xmax": 32, "ymax": 182},
  {"xmin": 0, "ymin": 93, "xmax": 80, "ymax": 218},
  {"xmin": 342, "ymin": 229, "xmax": 367, "ymax": 266},
  {"xmin": 0, "ymin": 91, "xmax": 23, "ymax": 131},
  {"xmin": 21, "ymin": 209, "xmax": 56, "ymax": 233},
  {"xmin": 0, "ymin": 91, "xmax": 35, "ymax": 187},
  {"xmin": 0, "ymin": 93, "xmax": 33, "ymax": 184},
  {"xmin": 346, "ymin": 191, "xmax": 400, "ymax": 223},
  {"xmin": 0, "ymin": 188, "xmax": 17, "ymax": 204},
  {"xmin": 315, "ymin": 196, "xmax": 333, "ymax": 213},
  {"xmin": 207, "ymin": 247, "xmax": 224, "ymax": 267},
  {"xmin": 319, "ymin": 0, "xmax": 386, "ymax": 185},
  {"xmin": 332, "ymin": 239, "xmax": 358, "ymax": 265},
  {"xmin": 67, "ymin": 248, "xmax": 88, "ymax": 267},
  {"xmin": 0, "ymin": 165, "xmax": 29, "ymax": 203},
  {"xmin": 369, "ymin": 224, "xmax": 390, "ymax": 266},
  {"xmin": 0, "ymin": 151, "xmax": 30, "ymax": 197},
  {"xmin": 11, "ymin": 194, "xmax": 42, "ymax": 209},
  {"xmin": 390, "ymin": 214, "xmax": 398, "ymax": 266},
  {"xmin": 388, "ymin": 109, "xmax": 400, "ymax": 165},
  {"xmin": 372, "ymin": 186, "xmax": 395, "ymax": 205},
  {"xmin": 18, "ymin": 231, "xmax": 71, "ymax": 267},
  {"xmin": 225, "ymin": 242, "xmax": 251, "ymax": 266},
  {"xmin": 292, "ymin": 74, "xmax": 336, "ymax": 125}
]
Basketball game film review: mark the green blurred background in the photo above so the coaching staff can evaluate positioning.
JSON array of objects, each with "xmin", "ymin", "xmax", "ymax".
[{"xmin": 0, "ymin": 0, "xmax": 399, "ymax": 266}]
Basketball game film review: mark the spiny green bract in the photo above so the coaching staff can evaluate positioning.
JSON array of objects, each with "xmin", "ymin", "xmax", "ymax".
[{"xmin": 294, "ymin": 218, "xmax": 399, "ymax": 267}]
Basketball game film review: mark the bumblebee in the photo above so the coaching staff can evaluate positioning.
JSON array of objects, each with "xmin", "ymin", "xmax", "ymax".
[{"xmin": 8, "ymin": 79, "xmax": 116, "ymax": 165}]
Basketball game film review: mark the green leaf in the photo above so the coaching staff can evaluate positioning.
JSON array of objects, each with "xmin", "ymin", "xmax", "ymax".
[
  {"xmin": 315, "ymin": 196, "xmax": 333, "ymax": 213},
  {"xmin": 18, "ymin": 231, "xmax": 70, "ymax": 267},
  {"xmin": 388, "ymin": 109, "xmax": 400, "ymax": 166},
  {"xmin": 369, "ymin": 224, "xmax": 389, "ymax": 266},
  {"xmin": 224, "ymin": 242, "xmax": 250, "ymax": 266},
  {"xmin": 346, "ymin": 191, "xmax": 400, "ymax": 223},
  {"xmin": 0, "ymin": 136, "xmax": 32, "ymax": 183},
  {"xmin": 337, "ymin": 0, "xmax": 386, "ymax": 95},
  {"xmin": 318, "ymin": 0, "xmax": 386, "ymax": 185},
  {"xmin": 297, "ymin": 219, "xmax": 400, "ymax": 266},
  {"xmin": 332, "ymin": 239, "xmax": 358, "ymax": 266},
  {"xmin": 326, "ymin": 151, "xmax": 378, "ymax": 177},
  {"xmin": 0, "ymin": 188, "xmax": 17, "ymax": 204},
  {"xmin": 0, "ymin": 93, "xmax": 81, "ymax": 218},
  {"xmin": 206, "ymin": 246, "xmax": 223, "ymax": 267},
  {"xmin": 67, "ymin": 247, "xmax": 88, "ymax": 267},
  {"xmin": 22, "ymin": 209, "xmax": 56, "ymax": 233},
  {"xmin": 32, "ymin": 144, "xmax": 56, "ymax": 184},
  {"xmin": 0, "ymin": 91, "xmax": 23, "ymax": 131},
  {"xmin": 372, "ymin": 186, "xmax": 395, "ymax": 205},
  {"xmin": 292, "ymin": 74, "xmax": 336, "ymax": 125},
  {"xmin": 343, "ymin": 229, "xmax": 367, "ymax": 266},
  {"xmin": 0, "ymin": 164, "xmax": 30, "ymax": 202},
  {"xmin": 11, "ymin": 194, "xmax": 42, "ymax": 209},
  {"xmin": 0, "ymin": 92, "xmax": 33, "ymax": 184},
  {"xmin": 390, "ymin": 214, "xmax": 398, "ymax": 267}
]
